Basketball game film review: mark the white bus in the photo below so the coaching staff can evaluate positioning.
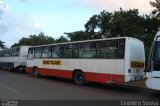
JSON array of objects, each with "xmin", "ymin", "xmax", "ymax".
[
  {"xmin": 145, "ymin": 29, "xmax": 160, "ymax": 90},
  {"xmin": 27, "ymin": 37, "xmax": 145, "ymax": 85},
  {"xmin": 0, "ymin": 46, "xmax": 29, "ymax": 72}
]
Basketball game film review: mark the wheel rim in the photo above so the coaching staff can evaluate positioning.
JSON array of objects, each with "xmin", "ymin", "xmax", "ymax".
[
  {"xmin": 32, "ymin": 68, "xmax": 39, "ymax": 77},
  {"xmin": 74, "ymin": 72, "xmax": 84, "ymax": 85},
  {"xmin": 76, "ymin": 74, "xmax": 82, "ymax": 82},
  {"xmin": 34, "ymin": 69, "xmax": 39, "ymax": 77}
]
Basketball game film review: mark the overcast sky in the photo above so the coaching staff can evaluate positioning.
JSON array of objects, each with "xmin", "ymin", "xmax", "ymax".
[{"xmin": 0, "ymin": 0, "xmax": 155, "ymax": 47}]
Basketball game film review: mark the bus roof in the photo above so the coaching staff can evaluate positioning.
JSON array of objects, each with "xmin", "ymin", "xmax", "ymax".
[{"xmin": 29, "ymin": 37, "xmax": 142, "ymax": 48}]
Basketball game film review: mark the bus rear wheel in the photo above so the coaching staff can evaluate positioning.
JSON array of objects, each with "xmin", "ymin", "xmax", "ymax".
[
  {"xmin": 73, "ymin": 71, "xmax": 85, "ymax": 85},
  {"xmin": 32, "ymin": 67, "xmax": 39, "ymax": 77}
]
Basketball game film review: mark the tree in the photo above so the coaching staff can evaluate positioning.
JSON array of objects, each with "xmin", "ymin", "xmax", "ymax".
[
  {"xmin": 85, "ymin": 14, "xmax": 98, "ymax": 38},
  {"xmin": 85, "ymin": 11, "xmax": 113, "ymax": 39},
  {"xmin": 11, "ymin": 33, "xmax": 55, "ymax": 47},
  {"xmin": 0, "ymin": 41, "xmax": 6, "ymax": 49},
  {"xmin": 0, "ymin": 41, "xmax": 4, "ymax": 48},
  {"xmin": 64, "ymin": 31, "xmax": 91, "ymax": 41},
  {"xmin": 85, "ymin": 9, "xmax": 146, "ymax": 39},
  {"xmin": 111, "ymin": 8, "xmax": 145, "ymax": 39},
  {"xmin": 150, "ymin": 0, "xmax": 160, "ymax": 18},
  {"xmin": 55, "ymin": 36, "xmax": 68, "ymax": 43},
  {"xmin": 97, "ymin": 11, "xmax": 113, "ymax": 38}
]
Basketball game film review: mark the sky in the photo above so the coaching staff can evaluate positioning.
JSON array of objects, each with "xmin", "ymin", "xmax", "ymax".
[{"xmin": 0, "ymin": 0, "xmax": 155, "ymax": 47}]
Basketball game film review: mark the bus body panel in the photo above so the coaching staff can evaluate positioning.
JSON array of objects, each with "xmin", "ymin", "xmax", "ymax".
[
  {"xmin": 27, "ymin": 59, "xmax": 124, "ymax": 74},
  {"xmin": 146, "ymin": 71, "xmax": 160, "ymax": 90},
  {"xmin": 26, "ymin": 37, "xmax": 145, "ymax": 84},
  {"xmin": 124, "ymin": 38, "xmax": 145, "ymax": 82},
  {"xmin": 27, "ymin": 59, "xmax": 125, "ymax": 84}
]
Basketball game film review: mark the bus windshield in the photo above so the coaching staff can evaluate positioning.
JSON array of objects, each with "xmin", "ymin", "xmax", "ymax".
[{"xmin": 153, "ymin": 41, "xmax": 160, "ymax": 71}]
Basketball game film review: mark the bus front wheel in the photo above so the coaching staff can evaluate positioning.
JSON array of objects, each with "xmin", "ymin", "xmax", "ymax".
[{"xmin": 73, "ymin": 71, "xmax": 85, "ymax": 85}]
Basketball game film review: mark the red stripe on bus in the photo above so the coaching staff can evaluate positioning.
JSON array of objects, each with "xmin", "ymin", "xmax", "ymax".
[
  {"xmin": 27, "ymin": 67, "xmax": 72, "ymax": 79},
  {"xmin": 85, "ymin": 72, "xmax": 124, "ymax": 84},
  {"xmin": 26, "ymin": 67, "xmax": 124, "ymax": 84}
]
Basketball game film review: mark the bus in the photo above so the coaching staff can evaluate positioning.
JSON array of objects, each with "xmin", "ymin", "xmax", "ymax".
[
  {"xmin": 0, "ymin": 46, "xmax": 29, "ymax": 72},
  {"xmin": 145, "ymin": 29, "xmax": 160, "ymax": 90},
  {"xmin": 26, "ymin": 37, "xmax": 145, "ymax": 85}
]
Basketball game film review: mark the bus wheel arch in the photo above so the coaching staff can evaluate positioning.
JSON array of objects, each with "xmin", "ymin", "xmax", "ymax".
[
  {"xmin": 32, "ymin": 66, "xmax": 40, "ymax": 77},
  {"xmin": 72, "ymin": 69, "xmax": 85, "ymax": 85}
]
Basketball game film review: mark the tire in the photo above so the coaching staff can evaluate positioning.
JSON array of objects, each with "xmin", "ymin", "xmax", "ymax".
[
  {"xmin": 73, "ymin": 71, "xmax": 85, "ymax": 85},
  {"xmin": 32, "ymin": 67, "xmax": 39, "ymax": 77}
]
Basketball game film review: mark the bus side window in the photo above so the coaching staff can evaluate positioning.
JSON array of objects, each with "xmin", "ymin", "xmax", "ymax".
[
  {"xmin": 52, "ymin": 45, "xmax": 63, "ymax": 58},
  {"xmin": 98, "ymin": 40, "xmax": 116, "ymax": 58},
  {"xmin": 42, "ymin": 46, "xmax": 52, "ymax": 58},
  {"xmin": 117, "ymin": 39, "xmax": 125, "ymax": 58},
  {"xmin": 28, "ymin": 50, "xmax": 34, "ymax": 60},
  {"xmin": 34, "ymin": 47, "xmax": 42, "ymax": 59},
  {"xmin": 63, "ymin": 44, "xmax": 79, "ymax": 58},
  {"xmin": 63, "ymin": 44, "xmax": 73, "ymax": 58},
  {"xmin": 79, "ymin": 42, "xmax": 97, "ymax": 58},
  {"xmin": 0, "ymin": 51, "xmax": 1, "ymax": 57},
  {"xmin": 15, "ymin": 48, "xmax": 20, "ymax": 57},
  {"xmin": 98, "ymin": 39, "xmax": 125, "ymax": 59},
  {"xmin": 72, "ymin": 44, "xmax": 79, "ymax": 58}
]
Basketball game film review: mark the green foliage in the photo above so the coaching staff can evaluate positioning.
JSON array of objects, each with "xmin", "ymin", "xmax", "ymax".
[
  {"xmin": 64, "ymin": 31, "xmax": 91, "ymax": 41},
  {"xmin": 85, "ymin": 8, "xmax": 147, "ymax": 39},
  {"xmin": 55, "ymin": 36, "xmax": 68, "ymax": 43},
  {"xmin": 11, "ymin": 33, "xmax": 55, "ymax": 48},
  {"xmin": 112, "ymin": 8, "xmax": 145, "ymax": 39},
  {"xmin": 150, "ymin": 0, "xmax": 160, "ymax": 18},
  {"xmin": 85, "ymin": 11, "xmax": 113, "ymax": 38},
  {"xmin": 0, "ymin": 41, "xmax": 6, "ymax": 49}
]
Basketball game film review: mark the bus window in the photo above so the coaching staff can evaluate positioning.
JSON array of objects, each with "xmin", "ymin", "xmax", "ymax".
[
  {"xmin": 1, "ymin": 50, "xmax": 4, "ymax": 57},
  {"xmin": 34, "ymin": 47, "xmax": 42, "ymax": 59},
  {"xmin": 15, "ymin": 48, "xmax": 20, "ymax": 56},
  {"xmin": 98, "ymin": 39, "xmax": 125, "ymax": 59},
  {"xmin": 52, "ymin": 45, "xmax": 63, "ymax": 58},
  {"xmin": 79, "ymin": 42, "xmax": 97, "ymax": 58},
  {"xmin": 8, "ymin": 50, "xmax": 11, "ymax": 57},
  {"xmin": 63, "ymin": 44, "xmax": 79, "ymax": 58},
  {"xmin": 12, "ymin": 48, "xmax": 15, "ymax": 57},
  {"xmin": 28, "ymin": 49, "xmax": 34, "ymax": 60},
  {"xmin": 5, "ymin": 50, "xmax": 9, "ymax": 57},
  {"xmin": 0, "ymin": 50, "xmax": 2, "ymax": 57},
  {"xmin": 42, "ymin": 46, "xmax": 52, "ymax": 58},
  {"xmin": 117, "ymin": 39, "xmax": 125, "ymax": 58},
  {"xmin": 98, "ymin": 40, "xmax": 117, "ymax": 58},
  {"xmin": 153, "ymin": 41, "xmax": 160, "ymax": 70},
  {"xmin": 63, "ymin": 44, "xmax": 73, "ymax": 58},
  {"xmin": 10, "ymin": 49, "xmax": 14, "ymax": 57}
]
